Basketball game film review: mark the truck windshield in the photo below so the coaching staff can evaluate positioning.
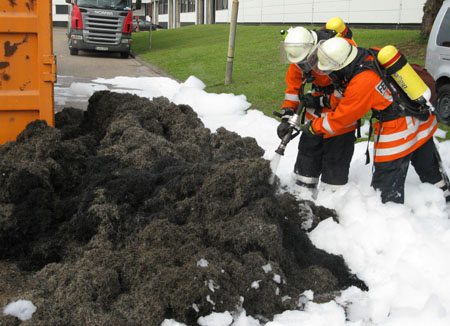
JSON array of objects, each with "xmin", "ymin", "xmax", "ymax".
[{"xmin": 76, "ymin": 0, "xmax": 132, "ymax": 10}]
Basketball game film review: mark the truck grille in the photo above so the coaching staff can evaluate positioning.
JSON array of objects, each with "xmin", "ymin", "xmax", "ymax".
[{"xmin": 83, "ymin": 13, "xmax": 123, "ymax": 45}]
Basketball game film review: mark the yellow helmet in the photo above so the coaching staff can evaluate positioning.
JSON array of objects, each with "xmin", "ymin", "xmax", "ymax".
[{"xmin": 326, "ymin": 17, "xmax": 347, "ymax": 35}]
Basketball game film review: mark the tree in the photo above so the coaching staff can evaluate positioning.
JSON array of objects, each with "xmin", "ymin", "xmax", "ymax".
[{"xmin": 421, "ymin": 0, "xmax": 444, "ymax": 37}]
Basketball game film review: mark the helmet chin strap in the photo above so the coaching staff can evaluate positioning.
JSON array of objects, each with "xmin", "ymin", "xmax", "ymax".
[
  {"xmin": 297, "ymin": 59, "xmax": 314, "ymax": 73},
  {"xmin": 329, "ymin": 70, "xmax": 346, "ymax": 93}
]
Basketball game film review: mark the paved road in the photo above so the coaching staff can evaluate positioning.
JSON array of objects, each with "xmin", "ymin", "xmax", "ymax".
[{"xmin": 53, "ymin": 27, "xmax": 172, "ymax": 112}]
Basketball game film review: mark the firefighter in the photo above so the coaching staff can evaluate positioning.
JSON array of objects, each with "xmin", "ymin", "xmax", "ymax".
[
  {"xmin": 302, "ymin": 37, "xmax": 450, "ymax": 204},
  {"xmin": 277, "ymin": 19, "xmax": 357, "ymax": 196}
]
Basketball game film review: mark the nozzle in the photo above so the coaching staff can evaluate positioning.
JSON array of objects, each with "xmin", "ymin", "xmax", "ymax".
[
  {"xmin": 275, "ymin": 143, "xmax": 286, "ymax": 155},
  {"xmin": 287, "ymin": 113, "xmax": 301, "ymax": 128}
]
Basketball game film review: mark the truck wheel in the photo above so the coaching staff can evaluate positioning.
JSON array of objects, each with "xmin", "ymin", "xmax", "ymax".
[
  {"xmin": 435, "ymin": 83, "xmax": 450, "ymax": 126},
  {"xmin": 120, "ymin": 52, "xmax": 129, "ymax": 59},
  {"xmin": 70, "ymin": 48, "xmax": 79, "ymax": 56}
]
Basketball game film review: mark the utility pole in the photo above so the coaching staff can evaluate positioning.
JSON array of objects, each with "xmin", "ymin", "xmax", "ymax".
[
  {"xmin": 147, "ymin": 15, "xmax": 152, "ymax": 50},
  {"xmin": 225, "ymin": 0, "xmax": 239, "ymax": 85},
  {"xmin": 175, "ymin": 0, "xmax": 180, "ymax": 28},
  {"xmin": 207, "ymin": 0, "xmax": 214, "ymax": 24}
]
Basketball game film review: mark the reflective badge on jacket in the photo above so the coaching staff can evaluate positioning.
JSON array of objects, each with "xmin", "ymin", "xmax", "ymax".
[{"xmin": 375, "ymin": 80, "xmax": 393, "ymax": 102}]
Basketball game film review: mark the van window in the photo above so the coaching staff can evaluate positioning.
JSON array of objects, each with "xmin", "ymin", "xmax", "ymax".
[{"xmin": 437, "ymin": 8, "xmax": 450, "ymax": 47}]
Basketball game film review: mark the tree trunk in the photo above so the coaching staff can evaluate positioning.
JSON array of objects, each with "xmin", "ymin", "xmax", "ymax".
[{"xmin": 420, "ymin": 0, "xmax": 444, "ymax": 38}]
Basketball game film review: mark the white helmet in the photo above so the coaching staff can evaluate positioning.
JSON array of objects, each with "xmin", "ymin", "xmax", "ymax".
[
  {"xmin": 315, "ymin": 37, "xmax": 357, "ymax": 72},
  {"xmin": 283, "ymin": 27, "xmax": 318, "ymax": 63}
]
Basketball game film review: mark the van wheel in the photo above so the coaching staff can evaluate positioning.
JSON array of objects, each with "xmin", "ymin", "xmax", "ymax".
[
  {"xmin": 120, "ymin": 51, "xmax": 129, "ymax": 59},
  {"xmin": 436, "ymin": 84, "xmax": 450, "ymax": 126},
  {"xmin": 70, "ymin": 48, "xmax": 79, "ymax": 56}
]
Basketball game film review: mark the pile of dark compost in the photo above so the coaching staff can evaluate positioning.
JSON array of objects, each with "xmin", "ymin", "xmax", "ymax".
[{"xmin": 0, "ymin": 91, "xmax": 366, "ymax": 325}]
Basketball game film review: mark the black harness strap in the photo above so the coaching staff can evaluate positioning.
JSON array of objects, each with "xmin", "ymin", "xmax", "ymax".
[{"xmin": 365, "ymin": 114, "xmax": 383, "ymax": 165}]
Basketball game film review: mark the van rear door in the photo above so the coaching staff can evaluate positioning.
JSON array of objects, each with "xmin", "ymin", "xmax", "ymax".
[
  {"xmin": 425, "ymin": 0, "xmax": 450, "ymax": 124},
  {"xmin": 426, "ymin": 1, "xmax": 450, "ymax": 80}
]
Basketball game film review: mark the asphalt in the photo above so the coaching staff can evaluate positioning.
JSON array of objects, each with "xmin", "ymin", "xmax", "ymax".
[{"xmin": 53, "ymin": 27, "xmax": 177, "ymax": 112}]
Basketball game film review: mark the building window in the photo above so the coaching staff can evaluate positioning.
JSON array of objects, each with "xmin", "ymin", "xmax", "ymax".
[
  {"xmin": 55, "ymin": 4, "xmax": 69, "ymax": 14},
  {"xmin": 159, "ymin": 0, "xmax": 168, "ymax": 14},
  {"xmin": 181, "ymin": 0, "xmax": 195, "ymax": 13},
  {"xmin": 188, "ymin": 0, "xmax": 195, "ymax": 12},
  {"xmin": 216, "ymin": 0, "xmax": 227, "ymax": 10}
]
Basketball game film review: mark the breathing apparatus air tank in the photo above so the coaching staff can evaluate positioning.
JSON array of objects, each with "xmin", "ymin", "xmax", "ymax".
[{"xmin": 377, "ymin": 45, "xmax": 432, "ymax": 106}]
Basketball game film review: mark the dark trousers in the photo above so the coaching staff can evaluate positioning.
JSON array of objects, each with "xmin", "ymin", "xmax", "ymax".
[
  {"xmin": 294, "ymin": 130, "xmax": 356, "ymax": 186},
  {"xmin": 371, "ymin": 138, "xmax": 444, "ymax": 204}
]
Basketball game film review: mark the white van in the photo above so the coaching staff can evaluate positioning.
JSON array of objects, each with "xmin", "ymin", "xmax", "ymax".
[{"xmin": 425, "ymin": 0, "xmax": 450, "ymax": 125}]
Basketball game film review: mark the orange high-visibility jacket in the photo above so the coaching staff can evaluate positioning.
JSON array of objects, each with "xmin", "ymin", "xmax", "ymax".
[
  {"xmin": 311, "ymin": 68, "xmax": 437, "ymax": 162},
  {"xmin": 281, "ymin": 37, "xmax": 357, "ymax": 139},
  {"xmin": 281, "ymin": 65, "xmax": 357, "ymax": 138},
  {"xmin": 281, "ymin": 65, "xmax": 331, "ymax": 116}
]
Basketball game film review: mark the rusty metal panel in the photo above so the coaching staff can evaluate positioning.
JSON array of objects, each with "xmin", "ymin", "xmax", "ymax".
[{"xmin": 0, "ymin": 0, "xmax": 56, "ymax": 145}]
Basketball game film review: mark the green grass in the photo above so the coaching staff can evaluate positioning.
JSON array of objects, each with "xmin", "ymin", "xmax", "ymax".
[
  {"xmin": 133, "ymin": 24, "xmax": 287, "ymax": 115},
  {"xmin": 132, "ymin": 24, "xmax": 448, "ymax": 139}
]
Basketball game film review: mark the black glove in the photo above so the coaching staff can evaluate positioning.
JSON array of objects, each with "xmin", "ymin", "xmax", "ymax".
[
  {"xmin": 302, "ymin": 93, "xmax": 330, "ymax": 110},
  {"xmin": 276, "ymin": 108, "xmax": 294, "ymax": 139},
  {"xmin": 300, "ymin": 120, "xmax": 322, "ymax": 137},
  {"xmin": 302, "ymin": 94, "xmax": 321, "ymax": 110},
  {"xmin": 321, "ymin": 94, "xmax": 330, "ymax": 108}
]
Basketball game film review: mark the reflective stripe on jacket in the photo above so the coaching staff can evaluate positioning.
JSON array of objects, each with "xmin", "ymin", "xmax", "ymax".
[
  {"xmin": 282, "ymin": 64, "xmax": 324, "ymax": 107},
  {"xmin": 373, "ymin": 115, "xmax": 437, "ymax": 162},
  {"xmin": 312, "ymin": 69, "xmax": 437, "ymax": 162}
]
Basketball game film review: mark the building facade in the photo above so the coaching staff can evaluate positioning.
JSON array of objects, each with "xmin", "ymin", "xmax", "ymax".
[
  {"xmin": 54, "ymin": 0, "xmax": 427, "ymax": 28},
  {"xmin": 53, "ymin": 0, "xmax": 70, "ymax": 27}
]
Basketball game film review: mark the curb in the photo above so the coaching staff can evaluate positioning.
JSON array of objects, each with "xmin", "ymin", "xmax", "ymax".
[{"xmin": 132, "ymin": 54, "xmax": 181, "ymax": 82}]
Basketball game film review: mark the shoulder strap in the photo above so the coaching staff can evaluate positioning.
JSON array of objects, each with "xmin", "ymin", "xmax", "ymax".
[{"xmin": 365, "ymin": 49, "xmax": 431, "ymax": 118}]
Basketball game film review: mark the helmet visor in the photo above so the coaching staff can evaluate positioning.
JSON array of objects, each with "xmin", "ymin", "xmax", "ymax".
[
  {"xmin": 305, "ymin": 43, "xmax": 329, "ymax": 75},
  {"xmin": 297, "ymin": 47, "xmax": 319, "ymax": 72},
  {"xmin": 282, "ymin": 41, "xmax": 314, "ymax": 63},
  {"xmin": 317, "ymin": 41, "xmax": 342, "ymax": 72},
  {"xmin": 313, "ymin": 40, "xmax": 354, "ymax": 74}
]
